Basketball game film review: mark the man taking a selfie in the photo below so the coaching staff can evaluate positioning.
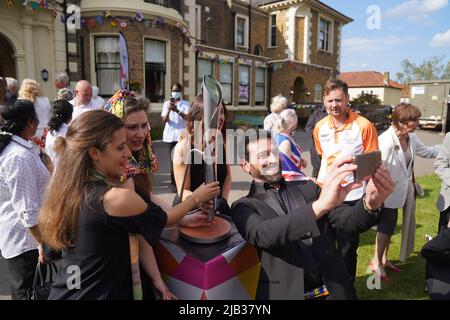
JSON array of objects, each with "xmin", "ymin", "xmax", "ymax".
[
  {"xmin": 313, "ymin": 79, "xmax": 379, "ymax": 283},
  {"xmin": 161, "ymin": 82, "xmax": 191, "ymax": 191},
  {"xmin": 231, "ymin": 130, "xmax": 393, "ymax": 299}
]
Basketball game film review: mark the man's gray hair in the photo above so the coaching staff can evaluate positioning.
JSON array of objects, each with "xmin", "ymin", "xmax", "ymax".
[{"xmin": 55, "ymin": 73, "xmax": 69, "ymax": 85}]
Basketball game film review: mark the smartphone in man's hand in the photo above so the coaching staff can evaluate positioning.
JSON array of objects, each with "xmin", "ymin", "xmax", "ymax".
[{"xmin": 352, "ymin": 150, "xmax": 382, "ymax": 182}]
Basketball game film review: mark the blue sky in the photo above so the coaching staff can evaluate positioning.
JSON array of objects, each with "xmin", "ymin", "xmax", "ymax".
[{"xmin": 321, "ymin": 0, "xmax": 450, "ymax": 80}]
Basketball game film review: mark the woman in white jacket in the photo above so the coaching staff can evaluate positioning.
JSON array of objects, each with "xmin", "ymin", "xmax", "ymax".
[{"xmin": 370, "ymin": 103, "xmax": 440, "ymax": 282}]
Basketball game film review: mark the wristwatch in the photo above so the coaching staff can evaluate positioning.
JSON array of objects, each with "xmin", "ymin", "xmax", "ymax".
[{"xmin": 362, "ymin": 194, "xmax": 383, "ymax": 214}]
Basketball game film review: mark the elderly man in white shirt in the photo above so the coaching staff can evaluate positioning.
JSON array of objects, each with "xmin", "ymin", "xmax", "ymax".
[
  {"xmin": 161, "ymin": 82, "xmax": 191, "ymax": 190},
  {"xmin": 69, "ymin": 80, "xmax": 101, "ymax": 121}
]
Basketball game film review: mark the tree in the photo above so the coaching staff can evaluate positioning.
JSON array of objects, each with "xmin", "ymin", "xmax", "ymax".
[
  {"xmin": 396, "ymin": 56, "xmax": 450, "ymax": 84},
  {"xmin": 350, "ymin": 92, "xmax": 382, "ymax": 106}
]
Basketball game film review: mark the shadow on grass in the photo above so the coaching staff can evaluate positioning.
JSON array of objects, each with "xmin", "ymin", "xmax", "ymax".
[{"xmin": 355, "ymin": 254, "xmax": 429, "ymax": 300}]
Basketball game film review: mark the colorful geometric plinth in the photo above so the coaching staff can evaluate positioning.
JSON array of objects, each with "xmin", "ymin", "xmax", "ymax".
[{"xmin": 154, "ymin": 237, "xmax": 261, "ymax": 300}]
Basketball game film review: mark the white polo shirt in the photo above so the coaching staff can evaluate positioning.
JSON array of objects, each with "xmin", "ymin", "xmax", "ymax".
[{"xmin": 69, "ymin": 99, "xmax": 102, "ymax": 122}]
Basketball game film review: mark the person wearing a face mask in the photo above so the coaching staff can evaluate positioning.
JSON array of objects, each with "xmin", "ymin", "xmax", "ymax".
[{"xmin": 161, "ymin": 82, "xmax": 191, "ymax": 191}]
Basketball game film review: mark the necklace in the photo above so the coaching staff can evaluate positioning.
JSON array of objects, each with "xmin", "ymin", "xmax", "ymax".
[{"xmin": 90, "ymin": 170, "xmax": 118, "ymax": 187}]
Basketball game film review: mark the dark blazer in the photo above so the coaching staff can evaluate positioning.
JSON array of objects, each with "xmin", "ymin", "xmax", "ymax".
[
  {"xmin": 304, "ymin": 106, "xmax": 327, "ymax": 178},
  {"xmin": 421, "ymin": 228, "xmax": 450, "ymax": 300},
  {"xmin": 231, "ymin": 180, "xmax": 381, "ymax": 300}
]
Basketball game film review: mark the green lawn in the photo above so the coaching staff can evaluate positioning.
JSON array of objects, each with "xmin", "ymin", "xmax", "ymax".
[{"xmin": 355, "ymin": 174, "xmax": 442, "ymax": 300}]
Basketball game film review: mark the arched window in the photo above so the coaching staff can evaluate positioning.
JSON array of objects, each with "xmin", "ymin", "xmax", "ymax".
[{"xmin": 254, "ymin": 45, "xmax": 263, "ymax": 56}]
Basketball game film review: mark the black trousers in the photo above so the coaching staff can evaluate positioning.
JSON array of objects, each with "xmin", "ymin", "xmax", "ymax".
[
  {"xmin": 167, "ymin": 141, "xmax": 177, "ymax": 185},
  {"xmin": 334, "ymin": 200, "xmax": 360, "ymax": 284},
  {"xmin": 6, "ymin": 249, "xmax": 38, "ymax": 300},
  {"xmin": 336, "ymin": 230, "xmax": 360, "ymax": 284}
]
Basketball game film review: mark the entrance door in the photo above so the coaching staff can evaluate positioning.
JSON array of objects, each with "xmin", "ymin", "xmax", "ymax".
[
  {"xmin": 0, "ymin": 34, "xmax": 16, "ymax": 78},
  {"xmin": 293, "ymin": 77, "xmax": 306, "ymax": 103}
]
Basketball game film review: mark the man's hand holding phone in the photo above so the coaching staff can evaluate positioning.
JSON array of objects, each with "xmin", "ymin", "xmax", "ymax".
[
  {"xmin": 352, "ymin": 151, "xmax": 382, "ymax": 182},
  {"xmin": 364, "ymin": 165, "xmax": 395, "ymax": 211},
  {"xmin": 169, "ymin": 98, "xmax": 179, "ymax": 113},
  {"xmin": 312, "ymin": 156, "xmax": 363, "ymax": 218}
]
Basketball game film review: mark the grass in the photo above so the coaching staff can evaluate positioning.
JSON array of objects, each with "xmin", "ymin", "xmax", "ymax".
[{"xmin": 354, "ymin": 174, "xmax": 441, "ymax": 300}]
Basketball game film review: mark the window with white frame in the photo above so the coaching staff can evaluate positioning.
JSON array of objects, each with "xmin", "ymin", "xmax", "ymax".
[
  {"xmin": 314, "ymin": 84, "xmax": 322, "ymax": 102},
  {"xmin": 319, "ymin": 18, "xmax": 332, "ymax": 52},
  {"xmin": 255, "ymin": 67, "xmax": 266, "ymax": 106},
  {"xmin": 144, "ymin": 39, "xmax": 166, "ymax": 103},
  {"xmin": 94, "ymin": 36, "xmax": 121, "ymax": 96},
  {"xmin": 235, "ymin": 15, "xmax": 248, "ymax": 48},
  {"xmin": 269, "ymin": 14, "xmax": 277, "ymax": 47},
  {"xmin": 220, "ymin": 62, "xmax": 233, "ymax": 105},
  {"xmin": 239, "ymin": 65, "xmax": 250, "ymax": 105},
  {"xmin": 197, "ymin": 58, "xmax": 214, "ymax": 94}
]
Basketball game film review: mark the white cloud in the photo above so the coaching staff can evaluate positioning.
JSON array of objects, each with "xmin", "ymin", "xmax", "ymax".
[
  {"xmin": 342, "ymin": 36, "xmax": 417, "ymax": 53},
  {"xmin": 386, "ymin": 0, "xmax": 448, "ymax": 16},
  {"xmin": 430, "ymin": 29, "xmax": 450, "ymax": 46},
  {"xmin": 385, "ymin": 0, "xmax": 447, "ymax": 25}
]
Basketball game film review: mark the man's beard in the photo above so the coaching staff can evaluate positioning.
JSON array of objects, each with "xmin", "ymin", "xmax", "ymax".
[{"xmin": 249, "ymin": 162, "xmax": 283, "ymax": 184}]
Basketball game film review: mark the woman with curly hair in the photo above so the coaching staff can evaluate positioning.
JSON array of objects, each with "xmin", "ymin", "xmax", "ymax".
[{"xmin": 18, "ymin": 79, "xmax": 51, "ymax": 149}]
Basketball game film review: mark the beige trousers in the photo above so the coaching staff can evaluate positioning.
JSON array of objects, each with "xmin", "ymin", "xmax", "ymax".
[{"xmin": 399, "ymin": 181, "xmax": 416, "ymax": 262}]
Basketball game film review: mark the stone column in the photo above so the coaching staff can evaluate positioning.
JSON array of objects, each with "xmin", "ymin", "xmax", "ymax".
[{"xmin": 22, "ymin": 15, "xmax": 37, "ymax": 79}]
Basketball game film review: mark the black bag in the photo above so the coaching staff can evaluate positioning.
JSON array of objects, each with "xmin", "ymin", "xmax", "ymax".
[
  {"xmin": 32, "ymin": 261, "xmax": 58, "ymax": 300},
  {"xmin": 425, "ymin": 261, "xmax": 450, "ymax": 300}
]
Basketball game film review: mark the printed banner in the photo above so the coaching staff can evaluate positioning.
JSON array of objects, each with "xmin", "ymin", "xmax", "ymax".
[{"xmin": 119, "ymin": 32, "xmax": 129, "ymax": 90}]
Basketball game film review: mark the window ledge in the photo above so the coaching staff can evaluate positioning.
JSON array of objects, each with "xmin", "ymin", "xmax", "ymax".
[
  {"xmin": 318, "ymin": 49, "xmax": 333, "ymax": 55},
  {"xmin": 229, "ymin": 105, "xmax": 267, "ymax": 111}
]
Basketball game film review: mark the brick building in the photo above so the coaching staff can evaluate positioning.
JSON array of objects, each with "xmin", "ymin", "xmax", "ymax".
[
  {"xmin": 64, "ymin": 0, "xmax": 352, "ymax": 128},
  {"xmin": 257, "ymin": 0, "xmax": 352, "ymax": 105}
]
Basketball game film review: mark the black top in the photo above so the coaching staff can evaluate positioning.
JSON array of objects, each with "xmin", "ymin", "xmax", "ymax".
[
  {"xmin": 189, "ymin": 146, "xmax": 227, "ymax": 196},
  {"xmin": 304, "ymin": 106, "xmax": 327, "ymax": 177},
  {"xmin": 422, "ymin": 228, "xmax": 450, "ymax": 266},
  {"xmin": 49, "ymin": 181, "xmax": 167, "ymax": 300}
]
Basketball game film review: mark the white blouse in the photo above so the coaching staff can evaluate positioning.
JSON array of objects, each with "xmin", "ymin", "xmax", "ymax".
[
  {"xmin": 0, "ymin": 135, "xmax": 49, "ymax": 259},
  {"xmin": 45, "ymin": 123, "xmax": 69, "ymax": 166}
]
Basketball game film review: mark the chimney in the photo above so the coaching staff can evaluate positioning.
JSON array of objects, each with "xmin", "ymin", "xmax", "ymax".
[{"xmin": 383, "ymin": 72, "xmax": 390, "ymax": 83}]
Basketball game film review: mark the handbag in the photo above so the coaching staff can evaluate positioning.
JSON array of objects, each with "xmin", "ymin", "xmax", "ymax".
[{"xmin": 31, "ymin": 261, "xmax": 58, "ymax": 300}]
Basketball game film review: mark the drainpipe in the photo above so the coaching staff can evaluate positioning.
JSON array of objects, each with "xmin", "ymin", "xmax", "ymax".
[
  {"xmin": 231, "ymin": 8, "xmax": 236, "ymax": 50},
  {"xmin": 248, "ymin": 0, "xmax": 252, "ymax": 54}
]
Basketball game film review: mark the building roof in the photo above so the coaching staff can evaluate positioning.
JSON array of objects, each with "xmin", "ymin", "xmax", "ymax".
[{"xmin": 339, "ymin": 71, "xmax": 404, "ymax": 90}]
